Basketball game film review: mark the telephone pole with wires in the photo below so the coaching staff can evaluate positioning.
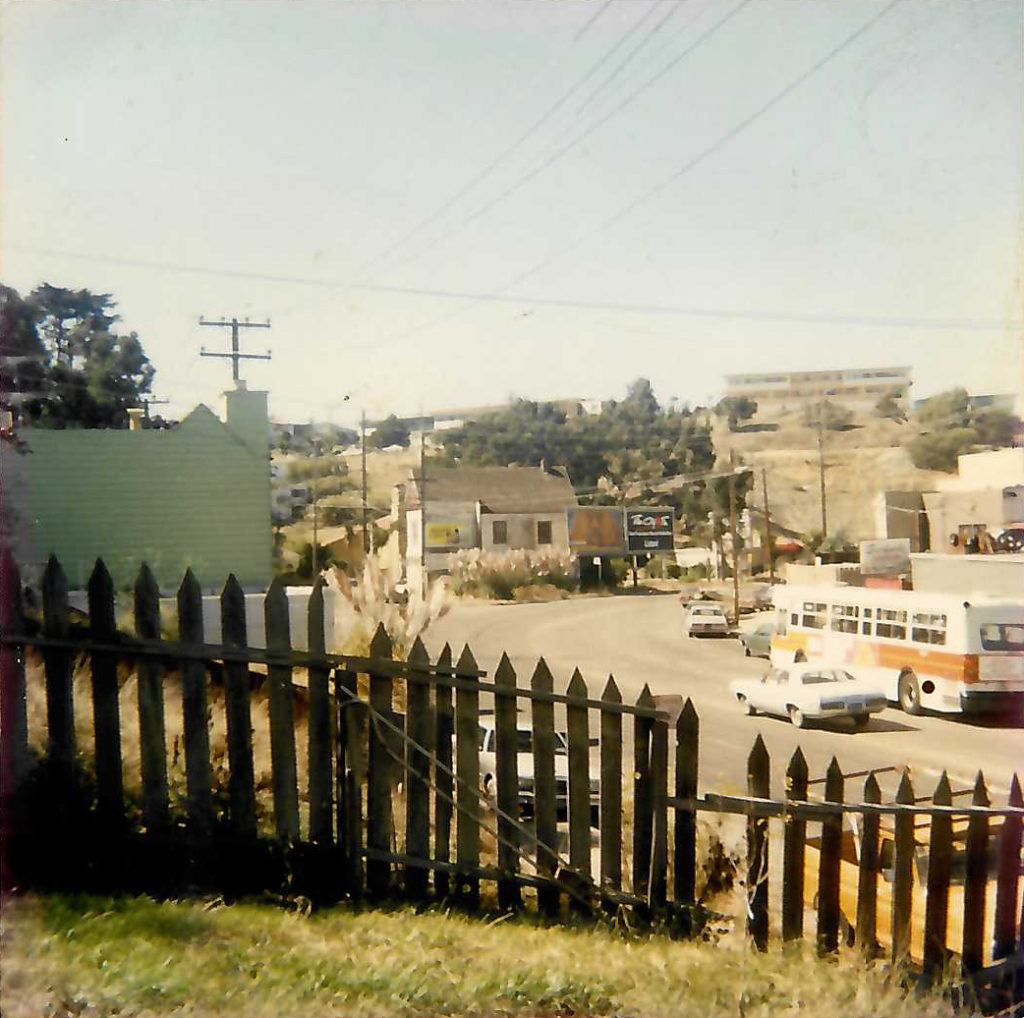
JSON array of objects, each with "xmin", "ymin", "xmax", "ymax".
[{"xmin": 198, "ymin": 316, "xmax": 271, "ymax": 384}]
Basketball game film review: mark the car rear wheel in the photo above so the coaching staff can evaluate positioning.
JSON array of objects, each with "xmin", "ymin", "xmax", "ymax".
[
  {"xmin": 898, "ymin": 672, "xmax": 923, "ymax": 716},
  {"xmin": 852, "ymin": 714, "xmax": 870, "ymax": 729},
  {"xmin": 789, "ymin": 706, "xmax": 807, "ymax": 729},
  {"xmin": 743, "ymin": 645, "xmax": 751, "ymax": 657},
  {"xmin": 738, "ymin": 695, "xmax": 755, "ymax": 716}
]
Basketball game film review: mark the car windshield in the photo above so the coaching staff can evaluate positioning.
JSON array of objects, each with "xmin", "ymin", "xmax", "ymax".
[
  {"xmin": 801, "ymin": 670, "xmax": 855, "ymax": 685},
  {"xmin": 692, "ymin": 607, "xmax": 722, "ymax": 615},
  {"xmin": 980, "ymin": 623, "xmax": 1024, "ymax": 651}
]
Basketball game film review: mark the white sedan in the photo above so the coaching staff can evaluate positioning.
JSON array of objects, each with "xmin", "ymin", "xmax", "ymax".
[{"xmin": 730, "ymin": 664, "xmax": 887, "ymax": 729}]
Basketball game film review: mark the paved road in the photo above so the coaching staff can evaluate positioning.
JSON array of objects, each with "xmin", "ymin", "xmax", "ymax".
[{"xmin": 425, "ymin": 593, "xmax": 1024, "ymax": 802}]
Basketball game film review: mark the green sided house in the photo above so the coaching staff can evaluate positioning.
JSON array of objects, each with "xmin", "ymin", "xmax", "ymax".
[{"xmin": 0, "ymin": 385, "xmax": 272, "ymax": 592}]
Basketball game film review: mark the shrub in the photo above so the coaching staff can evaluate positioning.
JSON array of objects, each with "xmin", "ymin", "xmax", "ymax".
[
  {"xmin": 908, "ymin": 428, "xmax": 976, "ymax": 472},
  {"xmin": 665, "ymin": 562, "xmax": 682, "ymax": 579},
  {"xmin": 450, "ymin": 548, "xmax": 578, "ymax": 600}
]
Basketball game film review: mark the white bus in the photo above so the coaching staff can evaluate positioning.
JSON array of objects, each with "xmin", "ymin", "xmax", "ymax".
[{"xmin": 769, "ymin": 584, "xmax": 1024, "ymax": 716}]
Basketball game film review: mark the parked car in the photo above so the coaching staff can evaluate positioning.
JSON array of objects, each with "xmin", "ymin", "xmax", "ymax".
[
  {"xmin": 739, "ymin": 621, "xmax": 774, "ymax": 659},
  {"xmin": 477, "ymin": 717, "xmax": 599, "ymax": 825},
  {"xmin": 684, "ymin": 602, "xmax": 731, "ymax": 638},
  {"xmin": 730, "ymin": 664, "xmax": 887, "ymax": 728}
]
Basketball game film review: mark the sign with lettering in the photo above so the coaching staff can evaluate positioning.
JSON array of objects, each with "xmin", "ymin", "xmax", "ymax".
[
  {"xmin": 859, "ymin": 538, "xmax": 912, "ymax": 576},
  {"xmin": 625, "ymin": 507, "xmax": 675, "ymax": 552}
]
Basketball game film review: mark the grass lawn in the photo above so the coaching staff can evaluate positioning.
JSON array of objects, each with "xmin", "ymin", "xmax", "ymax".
[{"xmin": 1, "ymin": 894, "xmax": 971, "ymax": 1018}]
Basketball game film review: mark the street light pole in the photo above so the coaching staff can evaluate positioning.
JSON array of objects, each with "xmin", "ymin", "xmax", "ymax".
[{"xmin": 816, "ymin": 401, "xmax": 828, "ymax": 540}]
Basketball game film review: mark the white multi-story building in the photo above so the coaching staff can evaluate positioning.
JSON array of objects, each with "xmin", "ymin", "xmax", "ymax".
[{"xmin": 723, "ymin": 366, "xmax": 911, "ymax": 417}]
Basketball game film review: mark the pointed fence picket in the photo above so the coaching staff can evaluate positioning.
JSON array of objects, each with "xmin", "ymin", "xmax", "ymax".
[{"xmin": 3, "ymin": 551, "xmax": 1024, "ymax": 1012}]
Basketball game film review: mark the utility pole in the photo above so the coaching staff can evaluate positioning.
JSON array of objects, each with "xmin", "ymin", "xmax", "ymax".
[
  {"xmin": 816, "ymin": 405, "xmax": 828, "ymax": 539},
  {"xmin": 419, "ymin": 427, "xmax": 427, "ymax": 597},
  {"xmin": 198, "ymin": 316, "xmax": 271, "ymax": 384},
  {"xmin": 728, "ymin": 451, "xmax": 740, "ymax": 626},
  {"xmin": 361, "ymin": 412, "xmax": 369, "ymax": 558},
  {"xmin": 761, "ymin": 468, "xmax": 775, "ymax": 584},
  {"xmin": 310, "ymin": 431, "xmax": 320, "ymax": 581},
  {"xmin": 140, "ymin": 396, "xmax": 169, "ymax": 421}
]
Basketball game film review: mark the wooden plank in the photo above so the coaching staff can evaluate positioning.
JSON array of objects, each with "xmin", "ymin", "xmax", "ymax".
[
  {"xmin": 455, "ymin": 645, "xmax": 480, "ymax": 908},
  {"xmin": 601, "ymin": 676, "xmax": 623, "ymax": 911},
  {"xmin": 531, "ymin": 658, "xmax": 559, "ymax": 918},
  {"xmin": 962, "ymin": 771, "xmax": 990, "ymax": 974},
  {"xmin": 746, "ymin": 734, "xmax": 770, "ymax": 951},
  {"xmin": 567, "ymin": 669, "xmax": 592, "ymax": 904},
  {"xmin": 337, "ymin": 669, "xmax": 363, "ymax": 899},
  {"xmin": 221, "ymin": 575, "xmax": 256, "ymax": 840},
  {"xmin": 782, "ymin": 747, "xmax": 808, "ymax": 943},
  {"xmin": 41, "ymin": 556, "xmax": 76, "ymax": 778},
  {"xmin": 0, "ymin": 550, "xmax": 29, "ymax": 895},
  {"xmin": 994, "ymin": 775, "xmax": 1023, "ymax": 961},
  {"xmin": 649, "ymin": 716, "xmax": 668, "ymax": 912},
  {"xmin": 265, "ymin": 579, "xmax": 300, "ymax": 841},
  {"xmin": 134, "ymin": 563, "xmax": 170, "ymax": 835},
  {"xmin": 891, "ymin": 770, "xmax": 915, "ymax": 965},
  {"xmin": 494, "ymin": 653, "xmax": 522, "ymax": 911},
  {"xmin": 856, "ymin": 773, "xmax": 881, "ymax": 954},
  {"xmin": 306, "ymin": 579, "xmax": 332, "ymax": 847},
  {"xmin": 632, "ymin": 685, "xmax": 654, "ymax": 906},
  {"xmin": 433, "ymin": 645, "xmax": 454, "ymax": 899},
  {"xmin": 673, "ymin": 698, "xmax": 698, "ymax": 934},
  {"xmin": 923, "ymin": 772, "xmax": 953, "ymax": 978},
  {"xmin": 176, "ymin": 568, "xmax": 213, "ymax": 840},
  {"xmin": 405, "ymin": 637, "xmax": 432, "ymax": 900},
  {"xmin": 88, "ymin": 560, "xmax": 124, "ymax": 830},
  {"xmin": 817, "ymin": 757, "xmax": 844, "ymax": 955},
  {"xmin": 366, "ymin": 623, "xmax": 394, "ymax": 898}
]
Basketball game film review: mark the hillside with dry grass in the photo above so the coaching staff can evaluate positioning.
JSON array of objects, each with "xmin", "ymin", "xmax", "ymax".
[{"xmin": 713, "ymin": 410, "xmax": 948, "ymax": 542}]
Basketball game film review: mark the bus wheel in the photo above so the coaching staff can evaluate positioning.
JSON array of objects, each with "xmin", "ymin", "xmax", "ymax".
[{"xmin": 898, "ymin": 672, "xmax": 923, "ymax": 716}]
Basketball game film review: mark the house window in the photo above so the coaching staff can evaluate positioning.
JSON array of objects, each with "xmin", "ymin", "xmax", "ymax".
[
  {"xmin": 537, "ymin": 520, "xmax": 552, "ymax": 545},
  {"xmin": 492, "ymin": 520, "xmax": 507, "ymax": 545}
]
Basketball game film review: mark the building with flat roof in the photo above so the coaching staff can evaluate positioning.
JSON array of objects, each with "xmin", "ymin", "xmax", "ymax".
[{"xmin": 723, "ymin": 366, "xmax": 911, "ymax": 417}]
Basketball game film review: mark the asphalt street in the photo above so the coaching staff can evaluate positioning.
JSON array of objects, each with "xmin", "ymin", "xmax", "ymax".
[{"xmin": 424, "ymin": 593, "xmax": 1024, "ymax": 803}]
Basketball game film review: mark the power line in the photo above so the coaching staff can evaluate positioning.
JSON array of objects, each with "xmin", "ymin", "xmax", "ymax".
[
  {"xmin": 367, "ymin": 0, "xmax": 908, "ymax": 347},
  {"xmin": 11, "ymin": 242, "xmax": 1021, "ymax": 341},
  {"xmin": 381, "ymin": 0, "xmax": 750, "ymax": 277},
  {"xmin": 347, "ymin": 0, "xmax": 659, "ymax": 281}
]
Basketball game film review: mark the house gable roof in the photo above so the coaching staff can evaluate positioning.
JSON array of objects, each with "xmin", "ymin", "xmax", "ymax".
[{"xmin": 407, "ymin": 465, "xmax": 576, "ymax": 513}]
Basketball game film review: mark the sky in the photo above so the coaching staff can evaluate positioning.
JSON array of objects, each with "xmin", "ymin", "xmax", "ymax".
[{"xmin": 2, "ymin": 0, "xmax": 1021, "ymax": 426}]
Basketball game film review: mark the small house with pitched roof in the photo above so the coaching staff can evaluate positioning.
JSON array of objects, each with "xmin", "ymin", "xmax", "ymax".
[{"xmin": 397, "ymin": 464, "xmax": 577, "ymax": 592}]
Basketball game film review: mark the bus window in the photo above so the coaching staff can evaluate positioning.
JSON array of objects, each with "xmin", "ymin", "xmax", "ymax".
[
  {"xmin": 831, "ymin": 604, "xmax": 859, "ymax": 634},
  {"xmin": 876, "ymin": 609, "xmax": 907, "ymax": 640},
  {"xmin": 861, "ymin": 607, "xmax": 873, "ymax": 636},
  {"xmin": 980, "ymin": 623, "xmax": 1024, "ymax": 651},
  {"xmin": 911, "ymin": 612, "xmax": 947, "ymax": 646},
  {"xmin": 801, "ymin": 602, "xmax": 827, "ymax": 630}
]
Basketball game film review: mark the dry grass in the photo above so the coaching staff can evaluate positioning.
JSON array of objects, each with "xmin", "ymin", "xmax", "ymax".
[{"xmin": 1, "ymin": 894, "xmax": 973, "ymax": 1018}]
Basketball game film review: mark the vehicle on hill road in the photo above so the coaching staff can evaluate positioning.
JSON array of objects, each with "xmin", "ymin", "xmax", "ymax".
[
  {"xmin": 730, "ymin": 663, "xmax": 887, "ymax": 729},
  {"xmin": 684, "ymin": 602, "xmax": 731, "ymax": 638}
]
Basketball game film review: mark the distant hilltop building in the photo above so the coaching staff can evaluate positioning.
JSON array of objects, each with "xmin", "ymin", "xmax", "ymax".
[{"xmin": 723, "ymin": 366, "xmax": 911, "ymax": 416}]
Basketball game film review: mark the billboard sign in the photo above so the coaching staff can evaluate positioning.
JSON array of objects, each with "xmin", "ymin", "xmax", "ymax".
[
  {"xmin": 859, "ymin": 538, "xmax": 912, "ymax": 576},
  {"xmin": 625, "ymin": 507, "xmax": 675, "ymax": 552},
  {"xmin": 566, "ymin": 507, "xmax": 626, "ymax": 555}
]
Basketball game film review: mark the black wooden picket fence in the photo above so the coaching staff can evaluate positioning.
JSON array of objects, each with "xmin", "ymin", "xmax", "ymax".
[{"xmin": 2, "ymin": 552, "xmax": 1024, "ymax": 1011}]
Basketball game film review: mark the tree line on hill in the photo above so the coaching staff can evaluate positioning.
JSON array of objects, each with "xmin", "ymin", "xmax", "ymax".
[{"xmin": 435, "ymin": 379, "xmax": 749, "ymax": 542}]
